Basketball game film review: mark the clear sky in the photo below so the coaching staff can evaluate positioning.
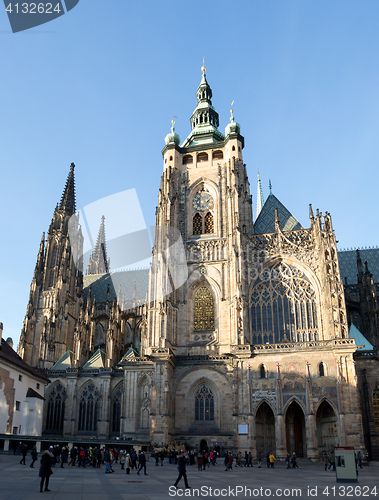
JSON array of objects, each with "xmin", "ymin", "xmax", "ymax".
[{"xmin": 1, "ymin": 0, "xmax": 379, "ymax": 348}]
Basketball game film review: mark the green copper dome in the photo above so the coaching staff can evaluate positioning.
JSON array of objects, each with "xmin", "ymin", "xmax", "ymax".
[{"xmin": 165, "ymin": 120, "xmax": 180, "ymax": 146}]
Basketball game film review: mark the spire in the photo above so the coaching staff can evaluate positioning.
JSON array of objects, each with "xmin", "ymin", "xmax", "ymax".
[
  {"xmin": 33, "ymin": 232, "xmax": 45, "ymax": 283},
  {"xmin": 59, "ymin": 163, "xmax": 76, "ymax": 215},
  {"xmin": 269, "ymin": 179, "xmax": 272, "ymax": 194},
  {"xmin": 309, "ymin": 204, "xmax": 314, "ymax": 226},
  {"xmin": 88, "ymin": 216, "xmax": 110, "ymax": 275},
  {"xmin": 256, "ymin": 173, "xmax": 264, "ymax": 218},
  {"xmin": 181, "ymin": 64, "xmax": 225, "ymax": 147}
]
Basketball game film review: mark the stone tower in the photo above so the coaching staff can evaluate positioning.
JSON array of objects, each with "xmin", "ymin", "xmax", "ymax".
[{"xmin": 18, "ymin": 163, "xmax": 83, "ymax": 368}]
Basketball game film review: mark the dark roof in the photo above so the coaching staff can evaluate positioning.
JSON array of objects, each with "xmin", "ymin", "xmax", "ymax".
[
  {"xmin": 0, "ymin": 339, "xmax": 50, "ymax": 383},
  {"xmin": 338, "ymin": 248, "xmax": 379, "ymax": 284},
  {"xmin": 26, "ymin": 388, "xmax": 45, "ymax": 400},
  {"xmin": 83, "ymin": 269, "xmax": 150, "ymax": 303},
  {"xmin": 254, "ymin": 193, "xmax": 303, "ymax": 234}
]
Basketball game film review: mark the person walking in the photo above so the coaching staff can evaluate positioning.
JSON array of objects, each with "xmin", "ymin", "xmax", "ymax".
[
  {"xmin": 125, "ymin": 453, "xmax": 131, "ymax": 474},
  {"xmin": 137, "ymin": 451, "xmax": 147, "ymax": 475},
  {"xmin": 224, "ymin": 452, "xmax": 229, "ymax": 471},
  {"xmin": 20, "ymin": 444, "xmax": 28, "ymax": 465},
  {"xmin": 61, "ymin": 446, "xmax": 68, "ymax": 468},
  {"xmin": 30, "ymin": 447, "xmax": 38, "ymax": 468},
  {"xmin": 228, "ymin": 452, "xmax": 233, "ymax": 471},
  {"xmin": 155, "ymin": 450, "xmax": 160, "ymax": 466},
  {"xmin": 286, "ymin": 452, "xmax": 291, "ymax": 469},
  {"xmin": 160, "ymin": 449, "xmax": 165, "ymax": 466},
  {"xmin": 357, "ymin": 451, "xmax": 363, "ymax": 469},
  {"xmin": 39, "ymin": 450, "xmax": 53, "ymax": 492},
  {"xmin": 104, "ymin": 449, "xmax": 112, "ymax": 474},
  {"xmin": 323, "ymin": 452, "xmax": 328, "ymax": 471},
  {"xmin": 269, "ymin": 453, "xmax": 276, "ymax": 468},
  {"xmin": 291, "ymin": 452, "xmax": 298, "ymax": 469},
  {"xmin": 257, "ymin": 452, "xmax": 262, "ymax": 468},
  {"xmin": 328, "ymin": 451, "xmax": 335, "ymax": 471},
  {"xmin": 266, "ymin": 452, "xmax": 270, "ymax": 468},
  {"xmin": 174, "ymin": 451, "xmax": 190, "ymax": 489},
  {"xmin": 197, "ymin": 453, "xmax": 203, "ymax": 471}
]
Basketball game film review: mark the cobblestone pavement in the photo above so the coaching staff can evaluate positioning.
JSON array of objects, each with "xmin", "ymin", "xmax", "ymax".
[{"xmin": 0, "ymin": 455, "xmax": 378, "ymax": 500}]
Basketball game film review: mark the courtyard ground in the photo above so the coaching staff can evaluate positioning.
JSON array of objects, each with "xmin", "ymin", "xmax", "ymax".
[{"xmin": 0, "ymin": 455, "xmax": 377, "ymax": 500}]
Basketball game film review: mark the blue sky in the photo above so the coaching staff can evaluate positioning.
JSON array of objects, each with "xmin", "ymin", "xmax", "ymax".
[{"xmin": 1, "ymin": 0, "xmax": 379, "ymax": 347}]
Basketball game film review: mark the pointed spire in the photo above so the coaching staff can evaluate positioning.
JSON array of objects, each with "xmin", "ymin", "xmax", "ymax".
[
  {"xmin": 256, "ymin": 173, "xmax": 264, "ymax": 219},
  {"xmin": 59, "ymin": 163, "xmax": 76, "ymax": 215},
  {"xmin": 357, "ymin": 249, "xmax": 363, "ymax": 282},
  {"xmin": 87, "ymin": 216, "xmax": 110, "ymax": 275},
  {"xmin": 269, "ymin": 179, "xmax": 272, "ymax": 194},
  {"xmin": 34, "ymin": 232, "xmax": 45, "ymax": 282},
  {"xmin": 309, "ymin": 204, "xmax": 314, "ymax": 226}
]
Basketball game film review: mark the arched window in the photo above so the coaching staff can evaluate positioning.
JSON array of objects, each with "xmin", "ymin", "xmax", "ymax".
[
  {"xmin": 319, "ymin": 362, "xmax": 325, "ymax": 377},
  {"xmin": 212, "ymin": 150, "xmax": 223, "ymax": 160},
  {"xmin": 194, "ymin": 285, "xmax": 215, "ymax": 331},
  {"xmin": 373, "ymin": 387, "xmax": 379, "ymax": 430},
  {"xmin": 195, "ymin": 385, "xmax": 214, "ymax": 421},
  {"xmin": 197, "ymin": 152, "xmax": 208, "ymax": 163},
  {"xmin": 259, "ymin": 365, "xmax": 266, "ymax": 379},
  {"xmin": 78, "ymin": 383, "xmax": 100, "ymax": 432},
  {"xmin": 45, "ymin": 383, "xmax": 66, "ymax": 432},
  {"xmin": 204, "ymin": 212, "xmax": 214, "ymax": 233},
  {"xmin": 95, "ymin": 323, "xmax": 105, "ymax": 348},
  {"xmin": 193, "ymin": 213, "xmax": 203, "ymax": 235},
  {"xmin": 232, "ymin": 145, "xmax": 236, "ymax": 151},
  {"xmin": 183, "ymin": 155, "xmax": 193, "ymax": 165},
  {"xmin": 250, "ymin": 262, "xmax": 319, "ymax": 344},
  {"xmin": 169, "ymin": 156, "xmax": 173, "ymax": 161},
  {"xmin": 112, "ymin": 387, "xmax": 122, "ymax": 433}
]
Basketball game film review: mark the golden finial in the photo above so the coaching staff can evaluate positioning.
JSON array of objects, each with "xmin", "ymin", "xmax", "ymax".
[
  {"xmin": 230, "ymin": 100, "xmax": 234, "ymax": 114},
  {"xmin": 201, "ymin": 57, "xmax": 206, "ymax": 74}
]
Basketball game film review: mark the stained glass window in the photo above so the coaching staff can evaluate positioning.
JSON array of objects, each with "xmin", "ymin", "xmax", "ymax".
[
  {"xmin": 204, "ymin": 212, "xmax": 214, "ymax": 233},
  {"xmin": 193, "ymin": 213, "xmax": 202, "ymax": 235},
  {"xmin": 251, "ymin": 262, "xmax": 319, "ymax": 344},
  {"xmin": 194, "ymin": 285, "xmax": 215, "ymax": 331},
  {"xmin": 78, "ymin": 383, "xmax": 100, "ymax": 432},
  {"xmin": 195, "ymin": 386, "xmax": 214, "ymax": 421},
  {"xmin": 46, "ymin": 383, "xmax": 66, "ymax": 432}
]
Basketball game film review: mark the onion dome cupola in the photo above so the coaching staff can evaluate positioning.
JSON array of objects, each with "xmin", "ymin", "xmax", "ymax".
[
  {"xmin": 181, "ymin": 63, "xmax": 225, "ymax": 147},
  {"xmin": 164, "ymin": 119, "xmax": 180, "ymax": 146},
  {"xmin": 225, "ymin": 104, "xmax": 241, "ymax": 136}
]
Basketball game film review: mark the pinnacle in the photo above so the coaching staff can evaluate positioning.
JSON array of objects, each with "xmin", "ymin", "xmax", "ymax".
[{"xmin": 59, "ymin": 163, "xmax": 76, "ymax": 215}]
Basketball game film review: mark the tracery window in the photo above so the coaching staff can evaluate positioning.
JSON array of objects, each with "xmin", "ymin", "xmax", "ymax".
[
  {"xmin": 112, "ymin": 387, "xmax": 122, "ymax": 433},
  {"xmin": 193, "ymin": 213, "xmax": 203, "ymax": 235},
  {"xmin": 373, "ymin": 388, "xmax": 379, "ymax": 430},
  {"xmin": 195, "ymin": 385, "xmax": 214, "ymax": 421},
  {"xmin": 45, "ymin": 383, "xmax": 66, "ymax": 432},
  {"xmin": 250, "ymin": 262, "xmax": 319, "ymax": 344},
  {"xmin": 194, "ymin": 285, "xmax": 215, "ymax": 331},
  {"xmin": 94, "ymin": 323, "xmax": 105, "ymax": 348},
  {"xmin": 204, "ymin": 212, "xmax": 214, "ymax": 233},
  {"xmin": 78, "ymin": 383, "xmax": 100, "ymax": 432}
]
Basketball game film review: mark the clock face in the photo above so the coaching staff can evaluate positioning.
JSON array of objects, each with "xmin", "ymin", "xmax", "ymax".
[{"xmin": 192, "ymin": 192, "xmax": 214, "ymax": 211}]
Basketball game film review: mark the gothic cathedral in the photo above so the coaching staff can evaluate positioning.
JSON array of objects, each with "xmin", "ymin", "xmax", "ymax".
[{"xmin": 19, "ymin": 66, "xmax": 377, "ymax": 459}]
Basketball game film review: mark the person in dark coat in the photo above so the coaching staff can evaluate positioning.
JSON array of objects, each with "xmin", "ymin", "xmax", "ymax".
[
  {"xmin": 160, "ymin": 449, "xmax": 165, "ymax": 466},
  {"xmin": 137, "ymin": 451, "xmax": 147, "ymax": 475},
  {"xmin": 39, "ymin": 450, "xmax": 53, "ymax": 492},
  {"xmin": 30, "ymin": 447, "xmax": 38, "ymax": 468},
  {"xmin": 20, "ymin": 444, "xmax": 28, "ymax": 465},
  {"xmin": 174, "ymin": 451, "xmax": 190, "ymax": 489}
]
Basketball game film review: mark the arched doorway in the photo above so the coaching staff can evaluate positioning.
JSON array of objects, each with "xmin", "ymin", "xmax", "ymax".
[
  {"xmin": 255, "ymin": 402, "xmax": 276, "ymax": 456},
  {"xmin": 316, "ymin": 400, "xmax": 338, "ymax": 454},
  {"xmin": 200, "ymin": 439, "xmax": 208, "ymax": 452},
  {"xmin": 285, "ymin": 400, "xmax": 306, "ymax": 457}
]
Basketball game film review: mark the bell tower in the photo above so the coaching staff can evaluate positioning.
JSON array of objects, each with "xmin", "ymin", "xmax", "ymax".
[{"xmin": 147, "ymin": 65, "xmax": 253, "ymax": 356}]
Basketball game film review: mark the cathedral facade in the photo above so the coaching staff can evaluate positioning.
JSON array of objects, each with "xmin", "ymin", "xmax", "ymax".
[{"xmin": 19, "ymin": 67, "xmax": 376, "ymax": 459}]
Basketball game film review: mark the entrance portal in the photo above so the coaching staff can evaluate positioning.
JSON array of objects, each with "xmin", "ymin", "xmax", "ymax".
[
  {"xmin": 316, "ymin": 400, "xmax": 338, "ymax": 454},
  {"xmin": 285, "ymin": 400, "xmax": 306, "ymax": 457},
  {"xmin": 255, "ymin": 402, "xmax": 276, "ymax": 456},
  {"xmin": 200, "ymin": 439, "xmax": 208, "ymax": 452}
]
